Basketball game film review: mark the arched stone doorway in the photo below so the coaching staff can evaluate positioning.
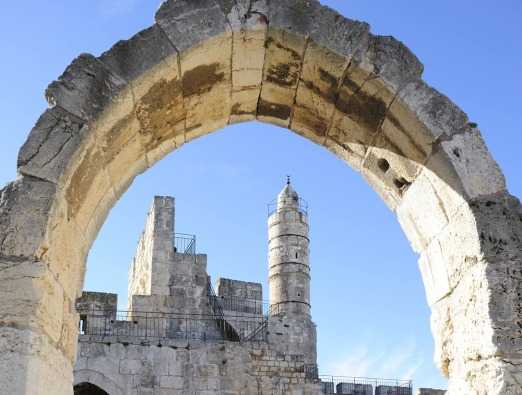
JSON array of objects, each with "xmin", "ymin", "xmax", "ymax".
[
  {"xmin": 0, "ymin": 1, "xmax": 520, "ymax": 394},
  {"xmin": 74, "ymin": 383, "xmax": 108, "ymax": 395},
  {"xmin": 73, "ymin": 370, "xmax": 124, "ymax": 395}
]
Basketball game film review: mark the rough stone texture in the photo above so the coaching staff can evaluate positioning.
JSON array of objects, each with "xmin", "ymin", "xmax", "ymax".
[
  {"xmin": 0, "ymin": 177, "xmax": 55, "ymax": 259},
  {"xmin": 74, "ymin": 340, "xmax": 320, "ymax": 394},
  {"xmin": 0, "ymin": 0, "xmax": 520, "ymax": 393},
  {"xmin": 128, "ymin": 196, "xmax": 175, "ymax": 303}
]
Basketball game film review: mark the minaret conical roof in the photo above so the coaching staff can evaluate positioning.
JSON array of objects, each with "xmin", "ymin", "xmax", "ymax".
[{"xmin": 277, "ymin": 177, "xmax": 299, "ymax": 209}]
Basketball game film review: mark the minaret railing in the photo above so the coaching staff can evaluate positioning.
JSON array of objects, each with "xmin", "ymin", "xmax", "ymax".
[{"xmin": 267, "ymin": 197, "xmax": 309, "ymax": 217}]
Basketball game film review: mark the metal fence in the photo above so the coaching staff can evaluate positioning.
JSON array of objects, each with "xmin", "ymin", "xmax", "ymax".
[
  {"xmin": 173, "ymin": 233, "xmax": 196, "ymax": 256},
  {"xmin": 267, "ymin": 197, "xmax": 309, "ymax": 217},
  {"xmin": 209, "ymin": 295, "xmax": 264, "ymax": 315},
  {"xmin": 318, "ymin": 376, "xmax": 413, "ymax": 395},
  {"xmin": 78, "ymin": 309, "xmax": 267, "ymax": 343}
]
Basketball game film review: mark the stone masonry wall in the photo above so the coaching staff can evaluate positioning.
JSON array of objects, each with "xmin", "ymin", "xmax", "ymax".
[
  {"xmin": 74, "ymin": 338, "xmax": 320, "ymax": 394},
  {"xmin": 128, "ymin": 196, "xmax": 175, "ymax": 308},
  {"xmin": 217, "ymin": 278, "xmax": 264, "ymax": 339}
]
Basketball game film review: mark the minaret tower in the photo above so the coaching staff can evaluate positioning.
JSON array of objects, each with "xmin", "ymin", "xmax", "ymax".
[{"xmin": 268, "ymin": 177, "xmax": 311, "ymax": 317}]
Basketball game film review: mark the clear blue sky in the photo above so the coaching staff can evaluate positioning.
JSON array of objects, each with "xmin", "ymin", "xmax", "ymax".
[{"xmin": 1, "ymin": 1, "xmax": 521, "ymax": 390}]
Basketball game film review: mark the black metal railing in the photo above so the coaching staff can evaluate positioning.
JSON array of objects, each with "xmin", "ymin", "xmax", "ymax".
[
  {"xmin": 318, "ymin": 376, "xmax": 413, "ymax": 395},
  {"xmin": 174, "ymin": 233, "xmax": 196, "ymax": 256},
  {"xmin": 304, "ymin": 364, "xmax": 319, "ymax": 380},
  {"xmin": 78, "ymin": 309, "xmax": 267, "ymax": 343},
  {"xmin": 207, "ymin": 279, "xmax": 225, "ymax": 318},
  {"xmin": 267, "ymin": 197, "xmax": 309, "ymax": 217},
  {"xmin": 209, "ymin": 295, "xmax": 264, "ymax": 315}
]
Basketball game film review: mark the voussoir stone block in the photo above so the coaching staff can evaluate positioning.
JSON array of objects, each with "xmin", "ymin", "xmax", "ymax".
[
  {"xmin": 46, "ymin": 53, "xmax": 127, "ymax": 122},
  {"xmin": 432, "ymin": 127, "xmax": 506, "ymax": 199},
  {"xmin": 227, "ymin": 1, "xmax": 268, "ymax": 123},
  {"xmin": 156, "ymin": 0, "xmax": 230, "ymax": 52},
  {"xmin": 100, "ymin": 24, "xmax": 177, "ymax": 83},
  {"xmin": 360, "ymin": 35, "xmax": 424, "ymax": 92},
  {"xmin": 257, "ymin": 29, "xmax": 305, "ymax": 127},
  {"xmin": 17, "ymin": 107, "xmax": 86, "ymax": 184},
  {"xmin": 398, "ymin": 80, "xmax": 469, "ymax": 141}
]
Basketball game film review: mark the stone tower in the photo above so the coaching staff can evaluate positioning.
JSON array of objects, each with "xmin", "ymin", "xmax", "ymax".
[
  {"xmin": 267, "ymin": 179, "xmax": 317, "ymax": 364},
  {"xmin": 268, "ymin": 179, "xmax": 311, "ymax": 316}
]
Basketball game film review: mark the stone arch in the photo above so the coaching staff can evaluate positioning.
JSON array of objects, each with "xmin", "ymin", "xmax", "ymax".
[
  {"xmin": 0, "ymin": 1, "xmax": 520, "ymax": 394},
  {"xmin": 74, "ymin": 370, "xmax": 123, "ymax": 395}
]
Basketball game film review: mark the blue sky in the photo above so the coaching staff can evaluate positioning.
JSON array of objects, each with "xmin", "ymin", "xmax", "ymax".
[{"xmin": 1, "ymin": 1, "xmax": 521, "ymax": 390}]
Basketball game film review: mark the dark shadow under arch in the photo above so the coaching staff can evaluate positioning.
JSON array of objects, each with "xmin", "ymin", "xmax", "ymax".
[{"xmin": 74, "ymin": 383, "xmax": 109, "ymax": 395}]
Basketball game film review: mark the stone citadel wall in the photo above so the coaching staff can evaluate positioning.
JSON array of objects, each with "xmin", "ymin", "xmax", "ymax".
[{"xmin": 75, "ymin": 339, "xmax": 320, "ymax": 394}]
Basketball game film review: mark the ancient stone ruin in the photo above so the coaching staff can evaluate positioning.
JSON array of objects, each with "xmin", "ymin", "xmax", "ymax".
[{"xmin": 0, "ymin": 0, "xmax": 521, "ymax": 394}]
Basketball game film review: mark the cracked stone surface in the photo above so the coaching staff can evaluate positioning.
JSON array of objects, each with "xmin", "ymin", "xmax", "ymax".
[{"xmin": 0, "ymin": 0, "xmax": 520, "ymax": 394}]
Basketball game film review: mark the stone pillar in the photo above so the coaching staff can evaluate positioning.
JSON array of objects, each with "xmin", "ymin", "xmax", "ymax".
[
  {"xmin": 0, "ymin": 178, "xmax": 79, "ymax": 395},
  {"xmin": 417, "ymin": 193, "xmax": 522, "ymax": 394}
]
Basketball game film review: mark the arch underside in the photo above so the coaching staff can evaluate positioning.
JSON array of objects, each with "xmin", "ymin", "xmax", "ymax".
[
  {"xmin": 74, "ymin": 370, "xmax": 123, "ymax": 395},
  {"xmin": 0, "ymin": 1, "xmax": 521, "ymax": 394}
]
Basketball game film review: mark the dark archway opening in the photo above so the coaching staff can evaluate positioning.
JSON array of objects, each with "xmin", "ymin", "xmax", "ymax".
[{"xmin": 73, "ymin": 383, "xmax": 109, "ymax": 395}]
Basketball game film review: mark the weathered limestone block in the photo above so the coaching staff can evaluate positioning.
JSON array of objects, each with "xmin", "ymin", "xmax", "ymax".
[
  {"xmin": 420, "ymin": 193, "xmax": 521, "ymax": 294},
  {"xmin": 156, "ymin": 0, "xmax": 230, "ymax": 52},
  {"xmin": 397, "ymin": 128, "xmax": 506, "ymax": 254},
  {"xmin": 291, "ymin": 41, "xmax": 350, "ymax": 144},
  {"xmin": 0, "ymin": 327, "xmax": 74, "ymax": 395},
  {"xmin": 100, "ymin": 25, "xmax": 177, "ymax": 84},
  {"xmin": 46, "ymin": 53, "xmax": 127, "ymax": 122},
  {"xmin": 397, "ymin": 164, "xmax": 465, "ymax": 254},
  {"xmin": 257, "ymin": 29, "xmax": 305, "ymax": 127},
  {"xmin": 0, "ymin": 177, "xmax": 55, "ymax": 259},
  {"xmin": 61, "ymin": 136, "xmax": 114, "ymax": 237},
  {"xmin": 398, "ymin": 80, "xmax": 469, "ymax": 141},
  {"xmin": 181, "ymin": 43, "xmax": 233, "ymax": 139},
  {"xmin": 99, "ymin": 23, "xmax": 182, "ymax": 174},
  {"xmin": 417, "ymin": 193, "xmax": 521, "ymax": 312},
  {"xmin": 0, "ymin": 260, "xmax": 64, "ymax": 343},
  {"xmin": 17, "ymin": 107, "xmax": 86, "ymax": 184},
  {"xmin": 424, "ymin": 196, "xmax": 522, "ymax": 395},
  {"xmin": 361, "ymin": 35, "xmax": 424, "ymax": 92},
  {"xmin": 156, "ymin": 7, "xmax": 233, "ymax": 142},
  {"xmin": 429, "ymin": 127, "xmax": 506, "ymax": 199},
  {"xmin": 227, "ymin": 1, "xmax": 268, "ymax": 123}
]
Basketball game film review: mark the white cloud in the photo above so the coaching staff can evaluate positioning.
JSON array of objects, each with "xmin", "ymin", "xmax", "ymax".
[{"xmin": 323, "ymin": 340, "xmax": 424, "ymax": 382}]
